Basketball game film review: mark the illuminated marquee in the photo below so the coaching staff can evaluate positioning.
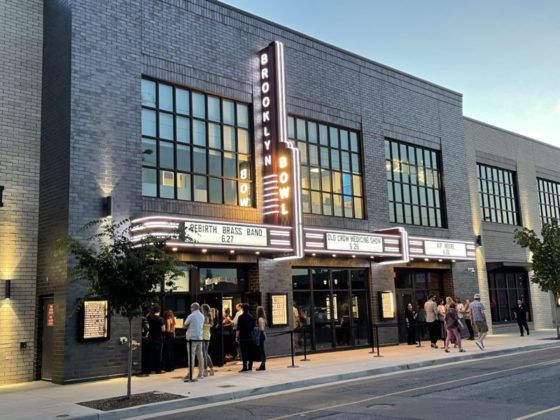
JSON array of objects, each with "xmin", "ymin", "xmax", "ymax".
[{"xmin": 258, "ymin": 41, "xmax": 303, "ymax": 259}]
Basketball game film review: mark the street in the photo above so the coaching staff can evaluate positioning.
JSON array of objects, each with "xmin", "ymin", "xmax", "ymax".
[{"xmin": 149, "ymin": 346, "xmax": 560, "ymax": 419}]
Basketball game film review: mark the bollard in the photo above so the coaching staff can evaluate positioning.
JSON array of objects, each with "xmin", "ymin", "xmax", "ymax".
[
  {"xmin": 287, "ymin": 330, "xmax": 299, "ymax": 368},
  {"xmin": 301, "ymin": 326, "xmax": 310, "ymax": 362},
  {"xmin": 369, "ymin": 324, "xmax": 376, "ymax": 354},
  {"xmin": 373, "ymin": 324, "xmax": 381, "ymax": 357}
]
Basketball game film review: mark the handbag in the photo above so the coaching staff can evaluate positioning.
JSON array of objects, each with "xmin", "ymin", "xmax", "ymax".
[{"xmin": 251, "ymin": 327, "xmax": 261, "ymax": 346}]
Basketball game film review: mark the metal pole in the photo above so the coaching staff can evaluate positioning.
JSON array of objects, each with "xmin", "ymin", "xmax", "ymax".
[
  {"xmin": 374, "ymin": 325, "xmax": 381, "ymax": 357},
  {"xmin": 287, "ymin": 330, "xmax": 299, "ymax": 368},
  {"xmin": 369, "ymin": 324, "xmax": 376, "ymax": 354},
  {"xmin": 301, "ymin": 326, "xmax": 310, "ymax": 362}
]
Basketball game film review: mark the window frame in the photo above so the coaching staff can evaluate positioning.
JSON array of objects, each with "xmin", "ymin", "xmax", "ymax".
[
  {"xmin": 385, "ymin": 138, "xmax": 447, "ymax": 228},
  {"xmin": 141, "ymin": 77, "xmax": 255, "ymax": 207},
  {"xmin": 288, "ymin": 115, "xmax": 365, "ymax": 220},
  {"xmin": 476, "ymin": 163, "xmax": 521, "ymax": 225},
  {"xmin": 537, "ymin": 177, "xmax": 560, "ymax": 225}
]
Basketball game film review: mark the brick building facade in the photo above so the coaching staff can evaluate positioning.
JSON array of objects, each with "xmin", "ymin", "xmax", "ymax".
[{"xmin": 0, "ymin": 0, "xmax": 557, "ymax": 385}]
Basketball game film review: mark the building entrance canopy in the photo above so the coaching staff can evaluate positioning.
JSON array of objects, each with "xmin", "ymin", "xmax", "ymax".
[{"xmin": 131, "ymin": 216, "xmax": 475, "ymax": 263}]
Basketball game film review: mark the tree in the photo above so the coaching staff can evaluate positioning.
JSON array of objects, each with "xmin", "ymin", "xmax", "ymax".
[
  {"xmin": 65, "ymin": 218, "xmax": 184, "ymax": 398},
  {"xmin": 514, "ymin": 219, "xmax": 560, "ymax": 339}
]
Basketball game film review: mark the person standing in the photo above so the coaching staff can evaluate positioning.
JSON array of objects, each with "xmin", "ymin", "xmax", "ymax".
[
  {"xmin": 163, "ymin": 309, "xmax": 176, "ymax": 372},
  {"xmin": 404, "ymin": 303, "xmax": 417, "ymax": 345},
  {"xmin": 232, "ymin": 303, "xmax": 244, "ymax": 362},
  {"xmin": 513, "ymin": 299, "xmax": 530, "ymax": 336},
  {"xmin": 201, "ymin": 304, "xmax": 215, "ymax": 376},
  {"xmin": 147, "ymin": 304, "xmax": 165, "ymax": 374},
  {"xmin": 470, "ymin": 293, "xmax": 489, "ymax": 350},
  {"xmin": 256, "ymin": 306, "xmax": 267, "ymax": 371},
  {"xmin": 424, "ymin": 295, "xmax": 439, "ymax": 348},
  {"xmin": 463, "ymin": 298, "xmax": 475, "ymax": 340},
  {"xmin": 236, "ymin": 303, "xmax": 255, "ymax": 372},
  {"xmin": 444, "ymin": 302, "xmax": 465, "ymax": 353},
  {"xmin": 184, "ymin": 302, "xmax": 205, "ymax": 381},
  {"xmin": 437, "ymin": 298, "xmax": 447, "ymax": 341}
]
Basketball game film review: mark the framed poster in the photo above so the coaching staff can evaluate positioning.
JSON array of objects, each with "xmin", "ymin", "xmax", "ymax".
[
  {"xmin": 79, "ymin": 300, "xmax": 110, "ymax": 341},
  {"xmin": 269, "ymin": 293, "xmax": 289, "ymax": 327},
  {"xmin": 379, "ymin": 291, "xmax": 395, "ymax": 320}
]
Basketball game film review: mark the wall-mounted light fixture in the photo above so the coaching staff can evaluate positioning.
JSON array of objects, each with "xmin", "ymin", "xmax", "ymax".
[
  {"xmin": 4, "ymin": 280, "xmax": 11, "ymax": 299},
  {"xmin": 0, "ymin": 185, "xmax": 4, "ymax": 207},
  {"xmin": 475, "ymin": 235, "xmax": 482, "ymax": 247},
  {"xmin": 102, "ymin": 196, "xmax": 112, "ymax": 217}
]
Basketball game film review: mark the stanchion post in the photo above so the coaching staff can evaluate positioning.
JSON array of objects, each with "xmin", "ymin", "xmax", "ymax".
[
  {"xmin": 301, "ymin": 326, "xmax": 310, "ymax": 362},
  {"xmin": 185, "ymin": 339, "xmax": 197, "ymax": 382},
  {"xmin": 369, "ymin": 323, "xmax": 376, "ymax": 354},
  {"xmin": 374, "ymin": 324, "xmax": 381, "ymax": 357},
  {"xmin": 287, "ymin": 330, "xmax": 299, "ymax": 368}
]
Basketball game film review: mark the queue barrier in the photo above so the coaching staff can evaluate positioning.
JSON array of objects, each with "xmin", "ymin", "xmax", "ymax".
[{"xmin": 184, "ymin": 329, "xmax": 301, "ymax": 382}]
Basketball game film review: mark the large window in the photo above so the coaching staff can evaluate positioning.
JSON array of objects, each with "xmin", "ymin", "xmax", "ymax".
[
  {"xmin": 537, "ymin": 178, "xmax": 560, "ymax": 224},
  {"xmin": 141, "ymin": 78, "xmax": 253, "ymax": 206},
  {"xmin": 385, "ymin": 139, "xmax": 446, "ymax": 227},
  {"xmin": 288, "ymin": 117, "xmax": 364, "ymax": 219},
  {"xmin": 477, "ymin": 163, "xmax": 520, "ymax": 225},
  {"xmin": 488, "ymin": 269, "xmax": 530, "ymax": 323}
]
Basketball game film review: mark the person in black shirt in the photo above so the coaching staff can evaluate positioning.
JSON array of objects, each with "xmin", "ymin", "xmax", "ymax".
[
  {"xmin": 235, "ymin": 303, "xmax": 255, "ymax": 372},
  {"xmin": 147, "ymin": 304, "xmax": 165, "ymax": 373},
  {"xmin": 512, "ymin": 299, "xmax": 530, "ymax": 336},
  {"xmin": 404, "ymin": 303, "xmax": 417, "ymax": 345}
]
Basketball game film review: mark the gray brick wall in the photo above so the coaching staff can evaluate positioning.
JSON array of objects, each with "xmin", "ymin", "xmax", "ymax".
[
  {"xmin": 0, "ymin": 0, "xmax": 43, "ymax": 385},
  {"xmin": 464, "ymin": 117, "xmax": 558, "ymax": 329}
]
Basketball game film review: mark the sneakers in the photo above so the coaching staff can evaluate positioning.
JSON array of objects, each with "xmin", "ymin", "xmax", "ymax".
[
  {"xmin": 444, "ymin": 348, "xmax": 450, "ymax": 353},
  {"xmin": 459, "ymin": 348, "xmax": 466, "ymax": 352},
  {"xmin": 430, "ymin": 343, "xmax": 439, "ymax": 349},
  {"xmin": 475, "ymin": 340, "xmax": 483, "ymax": 350}
]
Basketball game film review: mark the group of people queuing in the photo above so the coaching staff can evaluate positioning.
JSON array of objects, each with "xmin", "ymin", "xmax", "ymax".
[
  {"xmin": 143, "ymin": 304, "xmax": 177, "ymax": 374},
  {"xmin": 405, "ymin": 294, "xmax": 530, "ymax": 353},
  {"xmin": 184, "ymin": 302, "xmax": 267, "ymax": 380}
]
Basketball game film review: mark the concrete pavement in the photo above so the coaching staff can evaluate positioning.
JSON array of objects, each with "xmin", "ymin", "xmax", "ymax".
[{"xmin": 0, "ymin": 331, "xmax": 559, "ymax": 420}]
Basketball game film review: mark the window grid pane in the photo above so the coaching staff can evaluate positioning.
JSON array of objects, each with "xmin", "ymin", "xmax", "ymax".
[
  {"xmin": 477, "ymin": 163, "xmax": 520, "ymax": 225},
  {"xmin": 384, "ymin": 138, "xmax": 446, "ymax": 227},
  {"xmin": 141, "ymin": 78, "xmax": 253, "ymax": 206},
  {"xmin": 537, "ymin": 177, "xmax": 560, "ymax": 225},
  {"xmin": 288, "ymin": 116, "xmax": 364, "ymax": 219}
]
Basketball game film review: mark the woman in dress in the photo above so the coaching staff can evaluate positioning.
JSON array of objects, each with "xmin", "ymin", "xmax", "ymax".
[
  {"xmin": 444, "ymin": 302, "xmax": 465, "ymax": 353},
  {"xmin": 201, "ymin": 304, "xmax": 215, "ymax": 376},
  {"xmin": 256, "ymin": 306, "xmax": 267, "ymax": 371}
]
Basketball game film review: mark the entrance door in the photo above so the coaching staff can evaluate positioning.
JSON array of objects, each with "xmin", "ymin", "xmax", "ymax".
[
  {"xmin": 396, "ymin": 290, "xmax": 413, "ymax": 343},
  {"xmin": 40, "ymin": 296, "xmax": 54, "ymax": 380}
]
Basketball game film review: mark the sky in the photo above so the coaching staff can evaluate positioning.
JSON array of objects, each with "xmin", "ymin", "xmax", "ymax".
[{"xmin": 220, "ymin": 0, "xmax": 560, "ymax": 147}]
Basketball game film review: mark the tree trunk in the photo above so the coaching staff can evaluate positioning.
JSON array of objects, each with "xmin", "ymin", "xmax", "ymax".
[{"xmin": 127, "ymin": 318, "xmax": 133, "ymax": 398}]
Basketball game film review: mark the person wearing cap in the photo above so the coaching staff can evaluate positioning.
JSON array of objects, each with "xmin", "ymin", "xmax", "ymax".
[{"xmin": 469, "ymin": 293, "xmax": 488, "ymax": 350}]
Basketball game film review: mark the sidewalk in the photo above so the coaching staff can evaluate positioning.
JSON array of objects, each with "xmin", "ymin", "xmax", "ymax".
[{"xmin": 1, "ymin": 331, "xmax": 559, "ymax": 420}]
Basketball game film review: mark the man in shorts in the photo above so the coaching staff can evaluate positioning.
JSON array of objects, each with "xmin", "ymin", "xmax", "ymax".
[{"xmin": 469, "ymin": 293, "xmax": 488, "ymax": 350}]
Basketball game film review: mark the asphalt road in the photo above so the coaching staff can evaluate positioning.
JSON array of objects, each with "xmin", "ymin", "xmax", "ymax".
[{"xmin": 153, "ymin": 346, "xmax": 560, "ymax": 420}]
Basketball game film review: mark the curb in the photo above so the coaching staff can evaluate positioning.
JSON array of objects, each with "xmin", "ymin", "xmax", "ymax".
[{"xmin": 73, "ymin": 340, "xmax": 560, "ymax": 419}]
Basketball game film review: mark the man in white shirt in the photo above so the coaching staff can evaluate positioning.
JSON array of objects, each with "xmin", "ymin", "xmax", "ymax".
[
  {"xmin": 469, "ymin": 293, "xmax": 488, "ymax": 350},
  {"xmin": 184, "ymin": 302, "xmax": 205, "ymax": 380},
  {"xmin": 424, "ymin": 295, "xmax": 439, "ymax": 348}
]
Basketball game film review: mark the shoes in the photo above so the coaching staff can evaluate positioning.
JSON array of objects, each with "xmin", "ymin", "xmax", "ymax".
[
  {"xmin": 256, "ymin": 365, "xmax": 266, "ymax": 371},
  {"xmin": 430, "ymin": 343, "xmax": 438, "ymax": 348},
  {"xmin": 468, "ymin": 337, "xmax": 475, "ymax": 341},
  {"xmin": 239, "ymin": 369, "xmax": 250, "ymax": 373},
  {"xmin": 475, "ymin": 341, "xmax": 483, "ymax": 350},
  {"xmin": 209, "ymin": 369, "xmax": 215, "ymax": 376},
  {"xmin": 182, "ymin": 376, "xmax": 190, "ymax": 382},
  {"xmin": 444, "ymin": 348, "xmax": 450, "ymax": 353},
  {"xmin": 527, "ymin": 332, "xmax": 530, "ymax": 335},
  {"xmin": 203, "ymin": 371, "xmax": 208, "ymax": 377},
  {"xmin": 197, "ymin": 375, "xmax": 204, "ymax": 379},
  {"xmin": 459, "ymin": 348, "xmax": 466, "ymax": 352}
]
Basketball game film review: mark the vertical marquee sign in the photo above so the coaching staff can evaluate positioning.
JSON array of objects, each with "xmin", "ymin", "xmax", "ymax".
[{"xmin": 258, "ymin": 41, "xmax": 303, "ymax": 259}]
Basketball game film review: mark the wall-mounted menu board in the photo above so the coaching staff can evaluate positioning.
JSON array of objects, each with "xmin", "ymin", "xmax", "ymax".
[
  {"xmin": 81, "ymin": 300, "xmax": 109, "ymax": 341},
  {"xmin": 269, "ymin": 293, "xmax": 288, "ymax": 327}
]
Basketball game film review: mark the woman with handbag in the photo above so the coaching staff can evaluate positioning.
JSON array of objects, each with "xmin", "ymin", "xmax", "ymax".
[
  {"xmin": 256, "ymin": 306, "xmax": 267, "ymax": 371},
  {"xmin": 444, "ymin": 302, "xmax": 465, "ymax": 353}
]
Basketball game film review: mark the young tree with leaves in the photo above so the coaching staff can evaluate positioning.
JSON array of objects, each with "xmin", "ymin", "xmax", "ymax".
[
  {"xmin": 514, "ymin": 219, "xmax": 560, "ymax": 339},
  {"xmin": 65, "ymin": 218, "xmax": 184, "ymax": 398}
]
